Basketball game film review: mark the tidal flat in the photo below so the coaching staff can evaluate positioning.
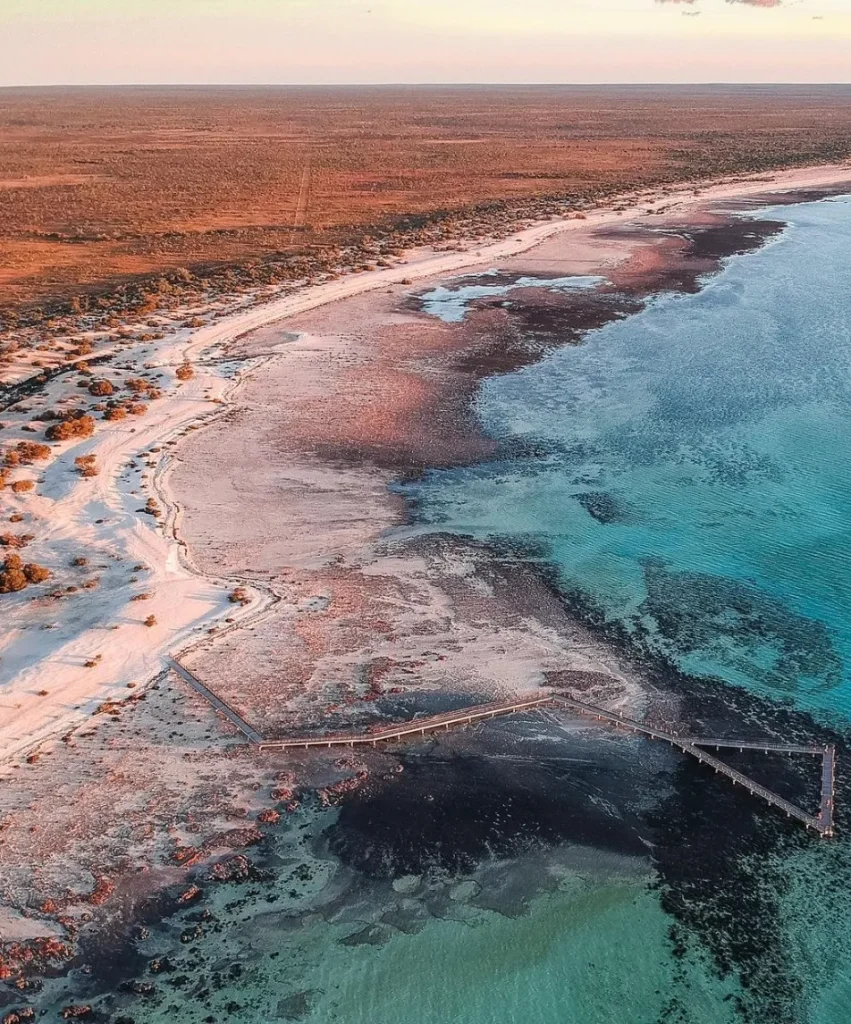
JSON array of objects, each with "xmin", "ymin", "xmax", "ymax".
[{"xmin": 5, "ymin": 176, "xmax": 851, "ymax": 1024}]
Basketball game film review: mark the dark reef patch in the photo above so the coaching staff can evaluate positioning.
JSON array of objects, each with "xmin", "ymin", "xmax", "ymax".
[
  {"xmin": 640, "ymin": 557, "xmax": 843, "ymax": 697},
  {"xmin": 456, "ymin": 290, "xmax": 642, "ymax": 376},
  {"xmin": 557, "ymin": 615, "xmax": 848, "ymax": 1023},
  {"xmin": 276, "ymin": 990, "xmax": 318, "ymax": 1020},
  {"xmin": 679, "ymin": 219, "xmax": 787, "ymax": 264},
  {"xmin": 575, "ymin": 490, "xmax": 628, "ymax": 524},
  {"xmin": 647, "ymin": 759, "xmax": 807, "ymax": 1024},
  {"xmin": 325, "ymin": 741, "xmax": 651, "ymax": 879},
  {"xmin": 603, "ymin": 216, "xmax": 786, "ymax": 296}
]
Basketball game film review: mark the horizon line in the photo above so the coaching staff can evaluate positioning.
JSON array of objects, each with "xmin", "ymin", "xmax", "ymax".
[{"xmin": 3, "ymin": 81, "xmax": 851, "ymax": 90}]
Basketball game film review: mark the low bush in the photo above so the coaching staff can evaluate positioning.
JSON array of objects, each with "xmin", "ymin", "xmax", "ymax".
[
  {"xmin": 0, "ymin": 566, "xmax": 27, "ymax": 592},
  {"xmin": 74, "ymin": 454, "xmax": 99, "ymax": 478},
  {"xmin": 46, "ymin": 414, "xmax": 96, "ymax": 442},
  {"xmin": 24, "ymin": 563, "xmax": 51, "ymax": 583},
  {"xmin": 0, "ymin": 553, "xmax": 51, "ymax": 593},
  {"xmin": 0, "ymin": 533, "xmax": 34, "ymax": 548},
  {"xmin": 4, "ymin": 440, "xmax": 52, "ymax": 466}
]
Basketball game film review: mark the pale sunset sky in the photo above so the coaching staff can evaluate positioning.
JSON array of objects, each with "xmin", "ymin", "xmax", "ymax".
[{"xmin": 1, "ymin": 0, "xmax": 849, "ymax": 86}]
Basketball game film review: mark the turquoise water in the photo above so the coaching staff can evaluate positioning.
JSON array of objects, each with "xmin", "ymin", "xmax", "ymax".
[
  {"xmin": 43, "ymin": 198, "xmax": 851, "ymax": 1024},
  {"xmin": 409, "ymin": 197, "xmax": 851, "ymax": 723}
]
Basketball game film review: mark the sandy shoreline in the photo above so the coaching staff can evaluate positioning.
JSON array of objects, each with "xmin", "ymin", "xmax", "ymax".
[
  {"xmin": 1, "ymin": 160, "xmax": 850, "ymax": 765},
  {"xmin": 0, "ymin": 161, "xmax": 850, "ymax": 979}
]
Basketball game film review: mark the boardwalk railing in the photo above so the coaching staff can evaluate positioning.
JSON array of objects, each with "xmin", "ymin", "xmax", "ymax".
[
  {"xmin": 257, "ymin": 695, "xmax": 554, "ymax": 750},
  {"xmin": 169, "ymin": 658, "xmax": 837, "ymax": 837},
  {"xmin": 167, "ymin": 658, "xmax": 263, "ymax": 743},
  {"xmin": 550, "ymin": 694, "xmax": 836, "ymax": 837}
]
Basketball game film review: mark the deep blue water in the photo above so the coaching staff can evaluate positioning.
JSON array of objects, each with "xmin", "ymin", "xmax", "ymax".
[{"xmin": 409, "ymin": 197, "xmax": 851, "ymax": 723}]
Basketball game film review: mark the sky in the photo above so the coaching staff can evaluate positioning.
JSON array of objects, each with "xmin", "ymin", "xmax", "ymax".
[{"xmin": 1, "ymin": 0, "xmax": 850, "ymax": 86}]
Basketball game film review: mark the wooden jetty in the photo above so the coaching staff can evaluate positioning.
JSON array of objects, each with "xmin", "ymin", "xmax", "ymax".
[
  {"xmin": 168, "ymin": 657, "xmax": 263, "ymax": 744},
  {"xmin": 169, "ymin": 657, "xmax": 837, "ymax": 837},
  {"xmin": 551, "ymin": 694, "xmax": 835, "ymax": 837}
]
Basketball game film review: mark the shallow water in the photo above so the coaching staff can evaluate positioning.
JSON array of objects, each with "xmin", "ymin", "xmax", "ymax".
[
  {"xmin": 418, "ymin": 272, "xmax": 605, "ymax": 322},
  {"xmin": 398, "ymin": 195, "xmax": 851, "ymax": 1022},
  {"xmin": 411, "ymin": 197, "xmax": 851, "ymax": 723},
  {"xmin": 37, "ymin": 198, "xmax": 851, "ymax": 1024}
]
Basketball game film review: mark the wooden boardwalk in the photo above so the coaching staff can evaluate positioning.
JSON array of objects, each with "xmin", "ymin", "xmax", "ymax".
[
  {"xmin": 550, "ymin": 695, "xmax": 835, "ymax": 837},
  {"xmin": 169, "ymin": 658, "xmax": 836, "ymax": 837},
  {"xmin": 820, "ymin": 745, "xmax": 837, "ymax": 835},
  {"xmin": 167, "ymin": 658, "xmax": 263, "ymax": 744},
  {"xmin": 257, "ymin": 695, "xmax": 554, "ymax": 750}
]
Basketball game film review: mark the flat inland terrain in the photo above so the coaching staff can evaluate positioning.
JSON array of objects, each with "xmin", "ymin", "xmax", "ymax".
[{"xmin": 3, "ymin": 84, "xmax": 851, "ymax": 305}]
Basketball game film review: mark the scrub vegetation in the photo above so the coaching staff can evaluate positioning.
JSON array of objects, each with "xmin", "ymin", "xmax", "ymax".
[{"xmin": 2, "ymin": 84, "xmax": 851, "ymax": 323}]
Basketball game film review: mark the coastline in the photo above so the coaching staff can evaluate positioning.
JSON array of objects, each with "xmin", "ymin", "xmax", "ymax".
[
  {"xmin": 3, "ymin": 160, "xmax": 851, "ymax": 763},
  {"xmin": 2, "ymin": 162, "xmax": 851, "ymax": 995},
  {"xmin": 168, "ymin": 164, "xmax": 851, "ymax": 736}
]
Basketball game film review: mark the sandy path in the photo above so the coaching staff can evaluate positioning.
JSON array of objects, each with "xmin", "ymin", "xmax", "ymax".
[
  {"xmin": 0, "ymin": 347, "xmax": 276, "ymax": 760},
  {"xmin": 1, "ymin": 160, "xmax": 849, "ymax": 763}
]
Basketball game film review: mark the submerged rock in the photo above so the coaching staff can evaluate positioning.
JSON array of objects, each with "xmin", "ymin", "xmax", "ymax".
[
  {"xmin": 339, "ymin": 924, "xmax": 391, "ymax": 947},
  {"xmin": 391, "ymin": 874, "xmax": 421, "ymax": 894},
  {"xmin": 276, "ymin": 990, "xmax": 317, "ymax": 1021}
]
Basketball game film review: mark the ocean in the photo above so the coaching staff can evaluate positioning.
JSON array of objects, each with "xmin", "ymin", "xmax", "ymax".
[
  {"xmin": 43, "ymin": 195, "xmax": 851, "ymax": 1024},
  {"xmin": 413, "ymin": 196, "xmax": 851, "ymax": 723},
  {"xmin": 402, "ymin": 194, "xmax": 851, "ymax": 1023}
]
